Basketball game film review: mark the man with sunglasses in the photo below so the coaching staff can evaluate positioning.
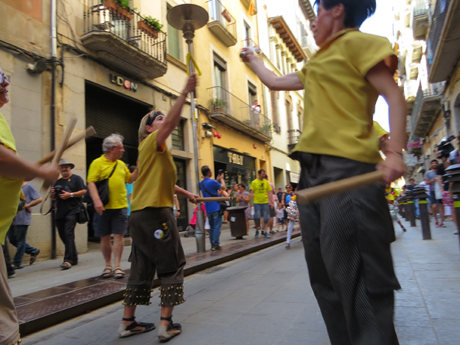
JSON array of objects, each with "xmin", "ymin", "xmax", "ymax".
[
  {"xmin": 87, "ymin": 134, "xmax": 138, "ymax": 279},
  {"xmin": 0, "ymin": 68, "xmax": 59, "ymax": 345}
]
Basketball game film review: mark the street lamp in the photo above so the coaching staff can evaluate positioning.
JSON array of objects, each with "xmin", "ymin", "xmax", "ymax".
[{"xmin": 167, "ymin": 4, "xmax": 208, "ymax": 252}]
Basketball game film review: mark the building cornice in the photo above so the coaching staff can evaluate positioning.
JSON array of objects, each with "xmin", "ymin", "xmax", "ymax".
[{"xmin": 268, "ymin": 16, "xmax": 307, "ymax": 62}]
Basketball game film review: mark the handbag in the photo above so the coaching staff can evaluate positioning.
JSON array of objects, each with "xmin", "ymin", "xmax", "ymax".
[
  {"xmin": 95, "ymin": 162, "xmax": 118, "ymax": 206},
  {"xmin": 77, "ymin": 201, "xmax": 89, "ymax": 224},
  {"xmin": 200, "ymin": 181, "xmax": 228, "ymax": 215}
]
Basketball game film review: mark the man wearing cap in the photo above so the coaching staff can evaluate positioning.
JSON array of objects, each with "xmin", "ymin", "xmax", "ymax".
[{"xmin": 52, "ymin": 158, "xmax": 87, "ymax": 270}]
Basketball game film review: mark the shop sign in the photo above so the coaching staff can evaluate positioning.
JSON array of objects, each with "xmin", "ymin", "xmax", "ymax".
[
  {"xmin": 109, "ymin": 74, "xmax": 138, "ymax": 92},
  {"xmin": 228, "ymin": 152, "xmax": 244, "ymax": 165}
]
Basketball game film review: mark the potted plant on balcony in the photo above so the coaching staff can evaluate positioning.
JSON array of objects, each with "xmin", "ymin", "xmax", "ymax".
[
  {"xmin": 138, "ymin": 15, "xmax": 163, "ymax": 39},
  {"xmin": 221, "ymin": 9, "xmax": 232, "ymax": 23},
  {"xmin": 209, "ymin": 98, "xmax": 228, "ymax": 112},
  {"xmin": 103, "ymin": 0, "xmax": 133, "ymax": 21}
]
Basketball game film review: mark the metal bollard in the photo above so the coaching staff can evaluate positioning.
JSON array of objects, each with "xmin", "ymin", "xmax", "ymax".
[
  {"xmin": 445, "ymin": 164, "xmax": 460, "ymax": 251},
  {"xmin": 406, "ymin": 190, "xmax": 416, "ymax": 227},
  {"xmin": 195, "ymin": 206, "xmax": 206, "ymax": 253},
  {"xmin": 414, "ymin": 186, "xmax": 431, "ymax": 240}
]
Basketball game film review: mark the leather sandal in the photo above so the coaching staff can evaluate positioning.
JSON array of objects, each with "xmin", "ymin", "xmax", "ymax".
[
  {"xmin": 118, "ymin": 316, "xmax": 155, "ymax": 338},
  {"xmin": 113, "ymin": 267, "xmax": 125, "ymax": 279},
  {"xmin": 60, "ymin": 262, "xmax": 72, "ymax": 270},
  {"xmin": 101, "ymin": 266, "xmax": 112, "ymax": 278},
  {"xmin": 158, "ymin": 315, "xmax": 181, "ymax": 343}
]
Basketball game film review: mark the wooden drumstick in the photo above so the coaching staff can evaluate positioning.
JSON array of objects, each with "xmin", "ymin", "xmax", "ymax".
[
  {"xmin": 296, "ymin": 171, "xmax": 384, "ymax": 205},
  {"xmin": 196, "ymin": 197, "xmax": 231, "ymax": 202},
  {"xmin": 42, "ymin": 117, "xmax": 78, "ymax": 190},
  {"xmin": 36, "ymin": 126, "xmax": 96, "ymax": 165}
]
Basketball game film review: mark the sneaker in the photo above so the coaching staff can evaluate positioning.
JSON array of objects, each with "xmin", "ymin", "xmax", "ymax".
[
  {"xmin": 261, "ymin": 230, "xmax": 265, "ymax": 236},
  {"xmin": 440, "ymin": 223, "xmax": 446, "ymax": 228},
  {"xmin": 12, "ymin": 264, "xmax": 23, "ymax": 269},
  {"xmin": 269, "ymin": 231, "xmax": 276, "ymax": 235},
  {"xmin": 8, "ymin": 273, "xmax": 16, "ymax": 279},
  {"xmin": 285, "ymin": 244, "xmax": 290, "ymax": 249},
  {"xmin": 265, "ymin": 233, "xmax": 271, "ymax": 239},
  {"xmin": 435, "ymin": 221, "xmax": 439, "ymax": 227},
  {"xmin": 30, "ymin": 249, "xmax": 40, "ymax": 265},
  {"xmin": 254, "ymin": 230, "xmax": 259, "ymax": 238}
]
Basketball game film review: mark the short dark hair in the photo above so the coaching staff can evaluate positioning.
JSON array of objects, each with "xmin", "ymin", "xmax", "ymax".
[
  {"xmin": 431, "ymin": 159, "xmax": 438, "ymax": 164},
  {"xmin": 258, "ymin": 169, "xmax": 265, "ymax": 174},
  {"xmin": 314, "ymin": 0, "xmax": 377, "ymax": 28},
  {"xmin": 201, "ymin": 165, "xmax": 211, "ymax": 177},
  {"xmin": 239, "ymin": 183, "xmax": 246, "ymax": 188},
  {"xmin": 409, "ymin": 178, "xmax": 415, "ymax": 182}
]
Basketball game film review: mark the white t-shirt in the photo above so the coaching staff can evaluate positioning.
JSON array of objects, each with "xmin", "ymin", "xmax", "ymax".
[{"xmin": 276, "ymin": 208, "xmax": 284, "ymax": 218}]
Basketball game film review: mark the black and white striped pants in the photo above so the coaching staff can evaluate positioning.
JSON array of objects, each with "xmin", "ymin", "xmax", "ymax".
[{"xmin": 296, "ymin": 152, "xmax": 400, "ymax": 345}]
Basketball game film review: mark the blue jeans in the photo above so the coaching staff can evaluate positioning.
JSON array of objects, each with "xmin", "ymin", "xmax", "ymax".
[
  {"xmin": 254, "ymin": 203, "xmax": 270, "ymax": 222},
  {"xmin": 207, "ymin": 211, "xmax": 222, "ymax": 247},
  {"xmin": 7, "ymin": 224, "xmax": 37, "ymax": 266},
  {"xmin": 414, "ymin": 199, "xmax": 420, "ymax": 217}
]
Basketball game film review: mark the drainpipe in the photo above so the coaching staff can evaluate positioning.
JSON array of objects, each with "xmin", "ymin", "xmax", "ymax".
[{"xmin": 50, "ymin": 0, "xmax": 57, "ymax": 259}]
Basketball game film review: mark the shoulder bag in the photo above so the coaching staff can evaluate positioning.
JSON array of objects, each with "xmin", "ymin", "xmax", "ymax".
[
  {"xmin": 77, "ymin": 201, "xmax": 89, "ymax": 224},
  {"xmin": 96, "ymin": 162, "xmax": 118, "ymax": 206}
]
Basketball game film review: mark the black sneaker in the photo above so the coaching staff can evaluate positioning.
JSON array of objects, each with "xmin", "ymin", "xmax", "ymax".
[
  {"xmin": 30, "ymin": 249, "xmax": 40, "ymax": 265},
  {"xmin": 12, "ymin": 264, "xmax": 24, "ymax": 269}
]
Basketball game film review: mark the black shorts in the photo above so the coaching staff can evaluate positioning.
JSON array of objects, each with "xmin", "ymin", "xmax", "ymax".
[{"xmin": 269, "ymin": 205, "xmax": 276, "ymax": 217}]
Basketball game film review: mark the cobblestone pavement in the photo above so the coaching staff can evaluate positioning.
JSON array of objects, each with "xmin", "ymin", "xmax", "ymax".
[{"xmin": 22, "ymin": 217, "xmax": 460, "ymax": 345}]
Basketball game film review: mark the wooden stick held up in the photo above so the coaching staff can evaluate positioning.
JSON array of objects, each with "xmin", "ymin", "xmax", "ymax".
[
  {"xmin": 42, "ymin": 117, "xmax": 78, "ymax": 190},
  {"xmin": 36, "ymin": 126, "xmax": 96, "ymax": 165},
  {"xmin": 196, "ymin": 197, "xmax": 231, "ymax": 202},
  {"xmin": 296, "ymin": 171, "xmax": 384, "ymax": 205}
]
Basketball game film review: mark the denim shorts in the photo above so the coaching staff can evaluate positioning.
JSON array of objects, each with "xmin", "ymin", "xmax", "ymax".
[
  {"xmin": 429, "ymin": 191, "xmax": 442, "ymax": 205},
  {"xmin": 254, "ymin": 203, "xmax": 270, "ymax": 222},
  {"xmin": 94, "ymin": 208, "xmax": 128, "ymax": 237}
]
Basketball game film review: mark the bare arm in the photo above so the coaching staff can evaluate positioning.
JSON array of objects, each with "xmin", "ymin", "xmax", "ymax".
[
  {"xmin": 25, "ymin": 197, "xmax": 43, "ymax": 212},
  {"xmin": 0, "ymin": 145, "xmax": 58, "ymax": 183},
  {"xmin": 367, "ymin": 62, "xmax": 407, "ymax": 184},
  {"xmin": 175, "ymin": 184, "xmax": 199, "ymax": 204},
  {"xmin": 88, "ymin": 182, "xmax": 104, "ymax": 215},
  {"xmin": 250, "ymin": 189, "xmax": 254, "ymax": 204},
  {"xmin": 59, "ymin": 189, "xmax": 87, "ymax": 200},
  {"xmin": 156, "ymin": 74, "xmax": 197, "ymax": 148},
  {"xmin": 128, "ymin": 168, "xmax": 138, "ymax": 184},
  {"xmin": 243, "ymin": 51, "xmax": 303, "ymax": 91}
]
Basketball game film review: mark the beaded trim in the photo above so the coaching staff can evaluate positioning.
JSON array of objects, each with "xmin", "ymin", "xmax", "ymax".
[
  {"xmin": 158, "ymin": 284, "xmax": 185, "ymax": 306},
  {"xmin": 122, "ymin": 287, "xmax": 154, "ymax": 306}
]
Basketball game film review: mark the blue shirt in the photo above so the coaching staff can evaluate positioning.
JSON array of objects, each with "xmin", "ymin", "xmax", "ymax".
[
  {"xmin": 200, "ymin": 178, "xmax": 221, "ymax": 213},
  {"xmin": 126, "ymin": 182, "xmax": 134, "ymax": 216},
  {"xmin": 13, "ymin": 184, "xmax": 41, "ymax": 226}
]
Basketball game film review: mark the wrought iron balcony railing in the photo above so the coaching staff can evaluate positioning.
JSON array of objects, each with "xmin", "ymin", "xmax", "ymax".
[
  {"xmin": 82, "ymin": 0, "xmax": 167, "ymax": 79},
  {"xmin": 410, "ymin": 82, "xmax": 444, "ymax": 136},
  {"xmin": 288, "ymin": 129, "xmax": 302, "ymax": 146},
  {"xmin": 207, "ymin": 86, "xmax": 272, "ymax": 142}
]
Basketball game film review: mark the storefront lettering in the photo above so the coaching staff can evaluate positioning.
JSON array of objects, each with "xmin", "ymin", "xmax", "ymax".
[
  {"xmin": 228, "ymin": 152, "xmax": 244, "ymax": 165},
  {"xmin": 109, "ymin": 74, "xmax": 138, "ymax": 92}
]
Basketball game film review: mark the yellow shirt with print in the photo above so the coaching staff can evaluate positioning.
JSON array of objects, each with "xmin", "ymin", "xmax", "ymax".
[
  {"xmin": 0, "ymin": 113, "xmax": 23, "ymax": 244},
  {"xmin": 131, "ymin": 130, "xmax": 176, "ymax": 211},
  {"xmin": 250, "ymin": 179, "xmax": 272, "ymax": 204},
  {"xmin": 87, "ymin": 155, "xmax": 131, "ymax": 209},
  {"xmin": 295, "ymin": 29, "xmax": 397, "ymax": 164}
]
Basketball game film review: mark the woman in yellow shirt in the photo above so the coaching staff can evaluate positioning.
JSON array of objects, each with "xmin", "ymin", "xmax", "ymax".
[{"xmin": 118, "ymin": 75, "xmax": 197, "ymax": 342}]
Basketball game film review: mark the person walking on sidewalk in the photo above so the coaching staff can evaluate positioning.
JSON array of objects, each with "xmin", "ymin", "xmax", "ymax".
[
  {"xmin": 7, "ymin": 182, "xmax": 42, "ymax": 269},
  {"xmin": 276, "ymin": 202, "xmax": 286, "ymax": 232},
  {"xmin": 87, "ymin": 134, "xmax": 138, "ymax": 279},
  {"xmin": 200, "ymin": 166, "xmax": 226, "ymax": 251},
  {"xmin": 265, "ymin": 174, "xmax": 277, "ymax": 234},
  {"xmin": 425, "ymin": 159, "xmax": 444, "ymax": 227},
  {"xmin": 118, "ymin": 74, "xmax": 198, "ymax": 342},
  {"xmin": 236, "ymin": 183, "xmax": 251, "ymax": 234},
  {"xmin": 285, "ymin": 193, "xmax": 299, "ymax": 249},
  {"xmin": 250, "ymin": 169, "xmax": 273, "ymax": 239},
  {"xmin": 52, "ymin": 159, "xmax": 87, "ymax": 270},
  {"xmin": 0, "ymin": 66, "xmax": 59, "ymax": 345},
  {"xmin": 242, "ymin": 1, "xmax": 405, "ymax": 343}
]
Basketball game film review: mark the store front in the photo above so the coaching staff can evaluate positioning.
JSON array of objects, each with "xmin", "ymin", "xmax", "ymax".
[{"xmin": 213, "ymin": 146, "xmax": 256, "ymax": 188}]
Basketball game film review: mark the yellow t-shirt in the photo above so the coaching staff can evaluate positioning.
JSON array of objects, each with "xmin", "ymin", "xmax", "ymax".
[
  {"xmin": 131, "ymin": 130, "xmax": 176, "ymax": 211},
  {"xmin": 250, "ymin": 179, "xmax": 272, "ymax": 204},
  {"xmin": 295, "ymin": 29, "xmax": 397, "ymax": 164},
  {"xmin": 385, "ymin": 187, "xmax": 395, "ymax": 201},
  {"xmin": 0, "ymin": 113, "xmax": 23, "ymax": 244},
  {"xmin": 374, "ymin": 121, "xmax": 389, "ymax": 138},
  {"xmin": 87, "ymin": 155, "xmax": 131, "ymax": 209}
]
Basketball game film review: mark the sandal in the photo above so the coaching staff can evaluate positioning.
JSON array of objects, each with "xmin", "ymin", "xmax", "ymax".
[
  {"xmin": 158, "ymin": 316, "xmax": 181, "ymax": 343},
  {"xmin": 118, "ymin": 316, "xmax": 156, "ymax": 338},
  {"xmin": 30, "ymin": 249, "xmax": 40, "ymax": 265},
  {"xmin": 60, "ymin": 262, "xmax": 72, "ymax": 270},
  {"xmin": 113, "ymin": 267, "xmax": 125, "ymax": 279},
  {"xmin": 101, "ymin": 266, "xmax": 113, "ymax": 278}
]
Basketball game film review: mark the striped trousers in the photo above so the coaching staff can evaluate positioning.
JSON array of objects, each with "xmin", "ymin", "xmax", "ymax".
[{"xmin": 296, "ymin": 152, "xmax": 400, "ymax": 345}]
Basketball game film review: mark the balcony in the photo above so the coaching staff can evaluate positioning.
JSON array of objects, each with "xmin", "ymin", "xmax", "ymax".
[
  {"xmin": 411, "ymin": 42, "xmax": 423, "ymax": 63},
  {"xmin": 301, "ymin": 34, "xmax": 317, "ymax": 58},
  {"xmin": 287, "ymin": 129, "xmax": 302, "ymax": 152},
  {"xmin": 412, "ymin": 0, "xmax": 429, "ymax": 40},
  {"xmin": 81, "ymin": 0, "xmax": 167, "ymax": 80},
  {"xmin": 410, "ymin": 82, "xmax": 445, "ymax": 138},
  {"xmin": 207, "ymin": 1, "xmax": 237, "ymax": 47},
  {"xmin": 299, "ymin": 0, "xmax": 316, "ymax": 22},
  {"xmin": 268, "ymin": 16, "xmax": 307, "ymax": 63},
  {"xmin": 207, "ymin": 86, "xmax": 272, "ymax": 143},
  {"xmin": 428, "ymin": 0, "xmax": 460, "ymax": 82}
]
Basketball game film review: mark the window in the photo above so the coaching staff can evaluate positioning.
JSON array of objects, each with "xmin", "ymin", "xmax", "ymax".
[
  {"xmin": 243, "ymin": 21, "xmax": 251, "ymax": 47},
  {"xmin": 167, "ymin": 4, "xmax": 180, "ymax": 60},
  {"xmin": 248, "ymin": 82, "xmax": 257, "ymax": 105},
  {"xmin": 171, "ymin": 119, "xmax": 185, "ymax": 151},
  {"xmin": 271, "ymin": 91, "xmax": 281, "ymax": 133},
  {"xmin": 213, "ymin": 53, "xmax": 227, "ymax": 100}
]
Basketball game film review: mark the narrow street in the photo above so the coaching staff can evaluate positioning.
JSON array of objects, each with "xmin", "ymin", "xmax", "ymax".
[{"xmin": 22, "ymin": 220, "xmax": 460, "ymax": 345}]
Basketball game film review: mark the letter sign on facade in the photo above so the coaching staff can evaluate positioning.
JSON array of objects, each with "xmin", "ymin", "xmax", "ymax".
[
  {"xmin": 109, "ymin": 74, "xmax": 138, "ymax": 92},
  {"xmin": 227, "ymin": 152, "xmax": 244, "ymax": 165}
]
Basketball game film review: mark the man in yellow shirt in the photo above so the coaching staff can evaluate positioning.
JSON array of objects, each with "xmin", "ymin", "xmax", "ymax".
[
  {"xmin": 0, "ymin": 67, "xmax": 59, "ymax": 345},
  {"xmin": 250, "ymin": 169, "xmax": 273, "ymax": 239},
  {"xmin": 242, "ymin": 1, "xmax": 406, "ymax": 344},
  {"xmin": 87, "ymin": 134, "xmax": 138, "ymax": 279}
]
